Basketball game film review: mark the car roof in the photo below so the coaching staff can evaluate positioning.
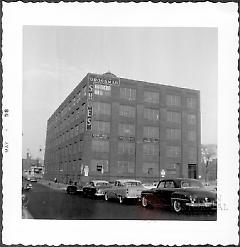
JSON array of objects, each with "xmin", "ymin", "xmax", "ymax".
[
  {"xmin": 91, "ymin": 180, "xmax": 109, "ymax": 184},
  {"xmin": 158, "ymin": 178, "xmax": 200, "ymax": 183},
  {"xmin": 115, "ymin": 179, "xmax": 142, "ymax": 183}
]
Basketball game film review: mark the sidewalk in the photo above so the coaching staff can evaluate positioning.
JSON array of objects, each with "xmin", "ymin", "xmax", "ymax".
[
  {"xmin": 22, "ymin": 207, "xmax": 33, "ymax": 219},
  {"xmin": 38, "ymin": 179, "xmax": 67, "ymax": 191}
]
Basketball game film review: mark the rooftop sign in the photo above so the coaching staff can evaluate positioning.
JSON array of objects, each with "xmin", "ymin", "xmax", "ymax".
[{"xmin": 89, "ymin": 74, "xmax": 120, "ymax": 86}]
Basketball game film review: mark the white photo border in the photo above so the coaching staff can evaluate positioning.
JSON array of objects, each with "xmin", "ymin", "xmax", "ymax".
[{"xmin": 2, "ymin": 2, "xmax": 239, "ymax": 245}]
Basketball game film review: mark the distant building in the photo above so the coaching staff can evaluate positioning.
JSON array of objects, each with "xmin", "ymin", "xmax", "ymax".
[
  {"xmin": 44, "ymin": 72, "xmax": 201, "ymax": 183},
  {"xmin": 22, "ymin": 152, "xmax": 44, "ymax": 178}
]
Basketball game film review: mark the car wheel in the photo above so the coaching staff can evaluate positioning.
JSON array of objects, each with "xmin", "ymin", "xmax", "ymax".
[
  {"xmin": 119, "ymin": 196, "xmax": 124, "ymax": 204},
  {"xmin": 172, "ymin": 199, "xmax": 182, "ymax": 213},
  {"xmin": 104, "ymin": 193, "xmax": 109, "ymax": 201},
  {"xmin": 142, "ymin": 196, "xmax": 149, "ymax": 208}
]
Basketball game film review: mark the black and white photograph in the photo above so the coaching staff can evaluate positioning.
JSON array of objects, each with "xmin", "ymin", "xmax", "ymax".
[
  {"xmin": 2, "ymin": 2, "xmax": 239, "ymax": 246},
  {"xmin": 22, "ymin": 25, "xmax": 218, "ymax": 221}
]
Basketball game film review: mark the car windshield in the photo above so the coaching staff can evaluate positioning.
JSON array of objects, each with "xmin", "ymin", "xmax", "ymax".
[
  {"xmin": 96, "ymin": 182, "xmax": 109, "ymax": 186},
  {"xmin": 123, "ymin": 182, "xmax": 141, "ymax": 187},
  {"xmin": 181, "ymin": 180, "xmax": 204, "ymax": 188}
]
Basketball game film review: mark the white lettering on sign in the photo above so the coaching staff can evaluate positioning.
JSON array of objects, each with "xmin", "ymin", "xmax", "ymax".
[
  {"xmin": 88, "ymin": 82, "xmax": 93, "ymax": 100},
  {"xmin": 86, "ymin": 106, "xmax": 92, "ymax": 130},
  {"xmin": 89, "ymin": 75, "xmax": 120, "ymax": 86}
]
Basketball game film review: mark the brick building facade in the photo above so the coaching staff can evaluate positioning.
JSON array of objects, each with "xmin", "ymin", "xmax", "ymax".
[{"xmin": 44, "ymin": 72, "xmax": 201, "ymax": 183}]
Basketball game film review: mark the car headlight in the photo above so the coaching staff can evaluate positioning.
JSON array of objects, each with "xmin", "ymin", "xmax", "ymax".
[{"xmin": 189, "ymin": 195, "xmax": 196, "ymax": 203}]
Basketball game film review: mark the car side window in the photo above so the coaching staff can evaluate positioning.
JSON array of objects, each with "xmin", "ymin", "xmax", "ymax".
[
  {"xmin": 158, "ymin": 181, "xmax": 165, "ymax": 188},
  {"xmin": 165, "ymin": 181, "xmax": 175, "ymax": 188}
]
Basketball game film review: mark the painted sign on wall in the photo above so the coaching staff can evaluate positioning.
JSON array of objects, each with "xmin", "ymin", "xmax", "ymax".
[
  {"xmin": 89, "ymin": 74, "xmax": 120, "ymax": 86},
  {"xmin": 86, "ymin": 106, "xmax": 93, "ymax": 130}
]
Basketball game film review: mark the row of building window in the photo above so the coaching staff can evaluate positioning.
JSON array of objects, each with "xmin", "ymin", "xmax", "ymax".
[
  {"xmin": 48, "ymin": 85, "xmax": 87, "ymax": 130},
  {"xmin": 48, "ymin": 99, "xmax": 197, "ymax": 138},
  {"xmin": 45, "ymin": 142, "xmax": 197, "ymax": 164},
  {"xmin": 46, "ymin": 159, "xmax": 192, "ymax": 176},
  {"xmin": 47, "ymin": 121, "xmax": 197, "ymax": 148},
  {"xmin": 92, "ymin": 140, "xmax": 180, "ymax": 157},
  {"xmin": 48, "ymin": 86, "xmax": 197, "ymax": 130},
  {"xmin": 93, "ymin": 102, "xmax": 197, "ymax": 123},
  {"xmin": 47, "ymin": 103, "xmax": 86, "ymax": 138},
  {"xmin": 94, "ymin": 85, "xmax": 197, "ymax": 109},
  {"xmin": 93, "ymin": 121, "xmax": 196, "ymax": 141},
  {"xmin": 47, "ymin": 122, "xmax": 85, "ymax": 147}
]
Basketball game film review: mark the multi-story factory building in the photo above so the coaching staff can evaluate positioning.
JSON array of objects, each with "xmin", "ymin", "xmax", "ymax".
[{"xmin": 44, "ymin": 72, "xmax": 201, "ymax": 183}]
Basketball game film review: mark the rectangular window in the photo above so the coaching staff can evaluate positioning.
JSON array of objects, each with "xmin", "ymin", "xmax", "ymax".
[
  {"xmin": 166, "ymin": 111, "xmax": 181, "ymax": 123},
  {"xmin": 79, "ymin": 121, "xmax": 85, "ymax": 134},
  {"xmin": 142, "ymin": 163, "xmax": 158, "ymax": 175},
  {"xmin": 94, "ymin": 84, "xmax": 111, "ymax": 96},
  {"xmin": 90, "ymin": 159, "xmax": 109, "ymax": 172},
  {"xmin": 76, "ymin": 91, "xmax": 81, "ymax": 103},
  {"xmin": 92, "ymin": 140, "xmax": 109, "ymax": 152},
  {"xmin": 143, "ymin": 126, "xmax": 159, "ymax": 139},
  {"xmin": 117, "ymin": 161, "xmax": 135, "ymax": 174},
  {"xmin": 168, "ymin": 163, "xmax": 177, "ymax": 169},
  {"xmin": 120, "ymin": 87, "xmax": 136, "ymax": 101},
  {"xmin": 81, "ymin": 103, "xmax": 86, "ymax": 115},
  {"xmin": 187, "ymin": 114, "xmax": 197, "ymax": 125},
  {"xmin": 78, "ymin": 141, "xmax": 83, "ymax": 152},
  {"xmin": 166, "ymin": 146, "xmax": 181, "ymax": 158},
  {"xmin": 93, "ymin": 102, "xmax": 111, "ymax": 115},
  {"xmin": 144, "ymin": 108, "xmax": 159, "ymax": 121},
  {"xmin": 119, "ymin": 123, "xmax": 135, "ymax": 137},
  {"xmin": 92, "ymin": 121, "xmax": 110, "ymax": 135},
  {"xmin": 83, "ymin": 85, "xmax": 87, "ymax": 96},
  {"xmin": 119, "ymin": 105, "xmax": 135, "ymax": 118},
  {"xmin": 188, "ymin": 130, "xmax": 197, "ymax": 142},
  {"xmin": 166, "ymin": 95, "xmax": 181, "ymax": 106},
  {"xmin": 189, "ymin": 147, "xmax": 197, "ymax": 161},
  {"xmin": 118, "ymin": 142, "xmax": 135, "ymax": 155},
  {"xmin": 144, "ymin": 91, "xmax": 159, "ymax": 104},
  {"xmin": 75, "ymin": 125, "xmax": 79, "ymax": 136},
  {"xmin": 166, "ymin": 128, "xmax": 181, "ymax": 140},
  {"xmin": 143, "ymin": 143, "xmax": 159, "ymax": 156},
  {"xmin": 186, "ymin": 97, "xmax": 197, "ymax": 109}
]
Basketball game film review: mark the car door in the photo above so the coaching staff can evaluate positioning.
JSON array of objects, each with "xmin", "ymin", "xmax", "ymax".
[
  {"xmin": 152, "ymin": 181, "xmax": 166, "ymax": 205},
  {"xmin": 161, "ymin": 180, "xmax": 176, "ymax": 206}
]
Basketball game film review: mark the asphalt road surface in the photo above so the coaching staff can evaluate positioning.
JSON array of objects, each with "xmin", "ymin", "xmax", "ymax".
[{"xmin": 25, "ymin": 183, "xmax": 217, "ymax": 220}]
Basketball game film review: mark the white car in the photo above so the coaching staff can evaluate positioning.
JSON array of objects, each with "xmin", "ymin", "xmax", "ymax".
[{"xmin": 104, "ymin": 179, "xmax": 145, "ymax": 203}]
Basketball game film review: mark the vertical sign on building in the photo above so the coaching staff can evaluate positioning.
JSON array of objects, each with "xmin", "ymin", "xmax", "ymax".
[{"xmin": 86, "ymin": 76, "xmax": 94, "ymax": 130}]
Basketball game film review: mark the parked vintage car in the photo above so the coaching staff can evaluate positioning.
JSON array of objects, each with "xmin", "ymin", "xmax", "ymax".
[
  {"xmin": 141, "ymin": 178, "xmax": 217, "ymax": 213},
  {"xmin": 66, "ymin": 182, "xmax": 84, "ymax": 195},
  {"xmin": 22, "ymin": 182, "xmax": 32, "ymax": 192},
  {"xmin": 104, "ymin": 179, "xmax": 145, "ymax": 203},
  {"xmin": 82, "ymin": 180, "xmax": 112, "ymax": 198}
]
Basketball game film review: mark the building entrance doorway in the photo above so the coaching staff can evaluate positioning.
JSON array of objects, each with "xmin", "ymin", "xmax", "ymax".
[{"xmin": 188, "ymin": 164, "xmax": 197, "ymax": 179}]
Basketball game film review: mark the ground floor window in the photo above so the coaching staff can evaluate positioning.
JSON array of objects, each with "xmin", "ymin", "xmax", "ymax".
[
  {"xmin": 117, "ymin": 161, "xmax": 135, "ymax": 174},
  {"xmin": 90, "ymin": 159, "xmax": 109, "ymax": 173},
  {"xmin": 142, "ymin": 162, "xmax": 158, "ymax": 175}
]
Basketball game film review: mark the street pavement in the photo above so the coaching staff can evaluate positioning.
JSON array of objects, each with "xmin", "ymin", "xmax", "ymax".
[{"xmin": 24, "ymin": 182, "xmax": 217, "ymax": 220}]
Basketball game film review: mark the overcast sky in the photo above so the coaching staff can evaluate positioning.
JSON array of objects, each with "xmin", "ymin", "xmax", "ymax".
[{"xmin": 23, "ymin": 26, "xmax": 217, "ymax": 159}]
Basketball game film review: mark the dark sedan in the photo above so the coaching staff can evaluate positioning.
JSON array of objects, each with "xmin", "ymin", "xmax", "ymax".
[
  {"xmin": 83, "ymin": 180, "xmax": 112, "ymax": 198},
  {"xmin": 141, "ymin": 178, "xmax": 217, "ymax": 213}
]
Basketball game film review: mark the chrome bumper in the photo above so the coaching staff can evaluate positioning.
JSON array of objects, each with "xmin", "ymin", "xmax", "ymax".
[{"xmin": 186, "ymin": 202, "xmax": 217, "ymax": 208}]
